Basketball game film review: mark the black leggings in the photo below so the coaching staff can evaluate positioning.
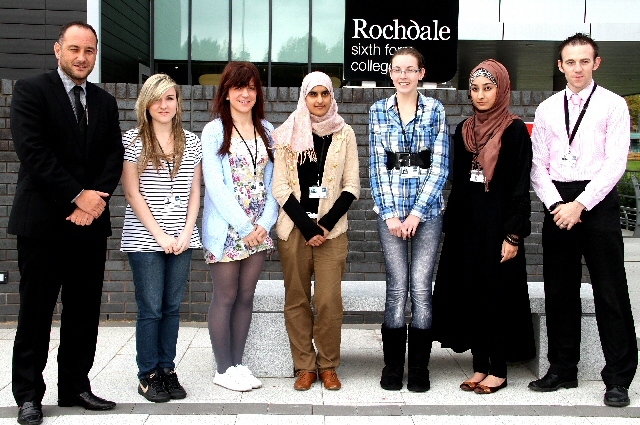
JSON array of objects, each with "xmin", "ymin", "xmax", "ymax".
[{"xmin": 472, "ymin": 346, "xmax": 507, "ymax": 378}]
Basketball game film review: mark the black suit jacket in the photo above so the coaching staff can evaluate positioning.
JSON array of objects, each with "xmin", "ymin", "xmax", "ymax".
[{"xmin": 8, "ymin": 71, "xmax": 124, "ymax": 238}]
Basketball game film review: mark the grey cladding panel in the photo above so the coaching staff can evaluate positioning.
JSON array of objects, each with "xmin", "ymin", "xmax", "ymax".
[
  {"xmin": 0, "ymin": 39, "xmax": 48, "ymax": 55},
  {"xmin": 0, "ymin": 24, "xmax": 45, "ymax": 39},
  {"xmin": 0, "ymin": 53, "xmax": 48, "ymax": 69},
  {"xmin": 46, "ymin": 0, "xmax": 87, "ymax": 11},
  {"xmin": 0, "ymin": 8, "xmax": 45, "ymax": 24}
]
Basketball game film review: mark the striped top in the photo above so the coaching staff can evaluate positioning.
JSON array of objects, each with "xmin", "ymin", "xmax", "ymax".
[{"xmin": 120, "ymin": 128, "xmax": 203, "ymax": 252}]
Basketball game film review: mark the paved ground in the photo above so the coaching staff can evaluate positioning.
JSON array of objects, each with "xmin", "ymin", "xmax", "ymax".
[{"xmin": 1, "ymin": 236, "xmax": 640, "ymax": 424}]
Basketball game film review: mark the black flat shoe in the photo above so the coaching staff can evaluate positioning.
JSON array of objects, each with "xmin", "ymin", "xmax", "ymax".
[
  {"xmin": 528, "ymin": 372, "xmax": 578, "ymax": 392},
  {"xmin": 18, "ymin": 401, "xmax": 43, "ymax": 425},
  {"xmin": 604, "ymin": 384, "xmax": 630, "ymax": 407},
  {"xmin": 58, "ymin": 391, "xmax": 116, "ymax": 410}
]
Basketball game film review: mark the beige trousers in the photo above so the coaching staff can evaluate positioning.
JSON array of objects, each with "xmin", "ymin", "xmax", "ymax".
[{"xmin": 278, "ymin": 229, "xmax": 348, "ymax": 372}]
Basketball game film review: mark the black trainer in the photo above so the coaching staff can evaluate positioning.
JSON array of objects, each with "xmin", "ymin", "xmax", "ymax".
[
  {"xmin": 162, "ymin": 368, "xmax": 187, "ymax": 399},
  {"xmin": 138, "ymin": 371, "xmax": 170, "ymax": 403}
]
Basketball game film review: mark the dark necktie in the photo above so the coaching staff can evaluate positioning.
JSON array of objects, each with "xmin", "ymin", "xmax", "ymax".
[{"xmin": 73, "ymin": 85, "xmax": 87, "ymax": 140}]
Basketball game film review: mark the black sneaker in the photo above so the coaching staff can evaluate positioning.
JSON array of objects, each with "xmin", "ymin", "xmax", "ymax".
[
  {"xmin": 138, "ymin": 372, "xmax": 170, "ymax": 402},
  {"xmin": 162, "ymin": 368, "xmax": 187, "ymax": 399}
]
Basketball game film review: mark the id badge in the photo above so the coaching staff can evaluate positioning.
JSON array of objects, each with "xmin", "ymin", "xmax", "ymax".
[
  {"xmin": 309, "ymin": 186, "xmax": 328, "ymax": 199},
  {"xmin": 164, "ymin": 195, "xmax": 183, "ymax": 208},
  {"xmin": 561, "ymin": 154, "xmax": 577, "ymax": 168},
  {"xmin": 470, "ymin": 169, "xmax": 485, "ymax": 183},
  {"xmin": 400, "ymin": 165, "xmax": 420, "ymax": 179}
]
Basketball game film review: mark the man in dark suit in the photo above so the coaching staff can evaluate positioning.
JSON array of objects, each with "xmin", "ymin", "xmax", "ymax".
[{"xmin": 9, "ymin": 21, "xmax": 124, "ymax": 425}]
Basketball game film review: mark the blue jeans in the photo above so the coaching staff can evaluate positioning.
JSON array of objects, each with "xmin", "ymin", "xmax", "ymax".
[
  {"xmin": 377, "ymin": 215, "xmax": 443, "ymax": 329},
  {"xmin": 128, "ymin": 249, "xmax": 192, "ymax": 378}
]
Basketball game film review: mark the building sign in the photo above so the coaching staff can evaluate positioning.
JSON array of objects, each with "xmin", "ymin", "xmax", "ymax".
[{"xmin": 343, "ymin": 0, "xmax": 458, "ymax": 82}]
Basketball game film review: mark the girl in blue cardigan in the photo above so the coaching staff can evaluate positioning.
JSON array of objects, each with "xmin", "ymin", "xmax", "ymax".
[{"xmin": 201, "ymin": 61, "xmax": 279, "ymax": 392}]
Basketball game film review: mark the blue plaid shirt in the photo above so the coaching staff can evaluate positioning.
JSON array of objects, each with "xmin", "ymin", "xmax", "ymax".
[{"xmin": 369, "ymin": 92, "xmax": 449, "ymax": 221}]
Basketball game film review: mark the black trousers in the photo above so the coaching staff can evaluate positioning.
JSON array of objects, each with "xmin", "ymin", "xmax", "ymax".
[
  {"xmin": 542, "ymin": 181, "xmax": 637, "ymax": 387},
  {"xmin": 12, "ymin": 234, "xmax": 107, "ymax": 405}
]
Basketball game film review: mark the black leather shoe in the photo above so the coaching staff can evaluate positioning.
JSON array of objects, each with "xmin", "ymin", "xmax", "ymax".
[
  {"xmin": 528, "ymin": 372, "xmax": 578, "ymax": 392},
  {"xmin": 18, "ymin": 401, "xmax": 43, "ymax": 425},
  {"xmin": 58, "ymin": 391, "xmax": 116, "ymax": 410},
  {"xmin": 604, "ymin": 384, "xmax": 630, "ymax": 407}
]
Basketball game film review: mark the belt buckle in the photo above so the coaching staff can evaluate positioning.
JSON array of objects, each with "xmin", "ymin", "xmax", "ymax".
[{"xmin": 398, "ymin": 152, "xmax": 411, "ymax": 168}]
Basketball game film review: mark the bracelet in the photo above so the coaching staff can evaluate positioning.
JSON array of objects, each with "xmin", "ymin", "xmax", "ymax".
[
  {"xmin": 505, "ymin": 234, "xmax": 520, "ymax": 245},
  {"xmin": 504, "ymin": 237, "xmax": 519, "ymax": 246}
]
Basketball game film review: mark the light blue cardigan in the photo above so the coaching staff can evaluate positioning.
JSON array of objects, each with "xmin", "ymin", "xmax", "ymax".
[{"xmin": 201, "ymin": 118, "xmax": 279, "ymax": 259}]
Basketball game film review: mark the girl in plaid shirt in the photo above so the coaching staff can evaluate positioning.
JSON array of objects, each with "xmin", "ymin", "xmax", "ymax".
[{"xmin": 369, "ymin": 47, "xmax": 449, "ymax": 393}]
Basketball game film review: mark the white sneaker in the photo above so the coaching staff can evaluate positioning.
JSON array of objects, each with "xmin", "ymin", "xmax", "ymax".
[
  {"xmin": 235, "ymin": 364, "xmax": 263, "ymax": 389},
  {"xmin": 213, "ymin": 366, "xmax": 252, "ymax": 392}
]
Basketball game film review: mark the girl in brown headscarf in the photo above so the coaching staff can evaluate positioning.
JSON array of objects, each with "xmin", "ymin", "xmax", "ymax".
[{"xmin": 432, "ymin": 59, "xmax": 535, "ymax": 394}]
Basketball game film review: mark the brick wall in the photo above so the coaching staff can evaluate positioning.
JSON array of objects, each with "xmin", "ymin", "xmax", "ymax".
[{"xmin": 0, "ymin": 80, "xmax": 580, "ymax": 322}]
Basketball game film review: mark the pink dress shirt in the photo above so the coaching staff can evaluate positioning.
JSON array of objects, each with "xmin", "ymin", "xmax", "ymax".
[{"xmin": 530, "ymin": 80, "xmax": 631, "ymax": 211}]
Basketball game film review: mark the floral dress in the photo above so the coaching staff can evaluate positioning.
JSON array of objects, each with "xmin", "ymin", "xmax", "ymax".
[{"xmin": 205, "ymin": 136, "xmax": 274, "ymax": 263}]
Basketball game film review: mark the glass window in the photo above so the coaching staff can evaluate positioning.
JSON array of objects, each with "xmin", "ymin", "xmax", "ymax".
[
  {"xmin": 192, "ymin": 0, "xmax": 229, "ymax": 61},
  {"xmin": 272, "ymin": 0, "xmax": 309, "ymax": 63},
  {"xmin": 311, "ymin": 0, "xmax": 344, "ymax": 63},
  {"xmin": 154, "ymin": 0, "xmax": 189, "ymax": 60},
  {"xmin": 156, "ymin": 61, "xmax": 189, "ymax": 85},
  {"xmin": 232, "ymin": 0, "xmax": 269, "ymax": 61}
]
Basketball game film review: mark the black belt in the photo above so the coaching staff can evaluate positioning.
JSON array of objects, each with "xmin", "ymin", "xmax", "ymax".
[{"xmin": 385, "ymin": 150, "xmax": 431, "ymax": 170}]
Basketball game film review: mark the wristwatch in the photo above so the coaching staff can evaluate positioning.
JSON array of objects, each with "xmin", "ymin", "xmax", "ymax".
[{"xmin": 548, "ymin": 201, "xmax": 564, "ymax": 211}]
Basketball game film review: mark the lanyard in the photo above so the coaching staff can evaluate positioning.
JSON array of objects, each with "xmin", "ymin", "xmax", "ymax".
[
  {"xmin": 232, "ymin": 123, "xmax": 258, "ymax": 177},
  {"xmin": 564, "ymin": 82, "xmax": 597, "ymax": 145},
  {"xmin": 316, "ymin": 134, "xmax": 330, "ymax": 186},
  {"xmin": 396, "ymin": 94, "xmax": 420, "ymax": 151},
  {"xmin": 158, "ymin": 143, "xmax": 175, "ymax": 194}
]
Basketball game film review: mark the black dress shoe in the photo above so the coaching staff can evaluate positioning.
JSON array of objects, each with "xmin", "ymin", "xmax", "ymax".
[
  {"xmin": 604, "ymin": 384, "xmax": 630, "ymax": 407},
  {"xmin": 18, "ymin": 401, "xmax": 43, "ymax": 425},
  {"xmin": 58, "ymin": 391, "xmax": 116, "ymax": 410},
  {"xmin": 528, "ymin": 372, "xmax": 578, "ymax": 392}
]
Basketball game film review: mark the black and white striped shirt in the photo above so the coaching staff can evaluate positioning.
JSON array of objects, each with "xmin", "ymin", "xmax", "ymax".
[{"xmin": 120, "ymin": 128, "xmax": 203, "ymax": 252}]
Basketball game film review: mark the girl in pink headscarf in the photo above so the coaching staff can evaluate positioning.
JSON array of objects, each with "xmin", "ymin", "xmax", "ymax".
[{"xmin": 271, "ymin": 72, "xmax": 360, "ymax": 391}]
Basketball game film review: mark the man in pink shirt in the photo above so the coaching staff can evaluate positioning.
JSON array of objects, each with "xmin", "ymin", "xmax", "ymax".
[{"xmin": 529, "ymin": 33, "xmax": 637, "ymax": 407}]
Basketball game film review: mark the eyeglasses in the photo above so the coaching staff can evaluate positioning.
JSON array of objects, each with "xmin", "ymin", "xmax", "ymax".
[{"xmin": 390, "ymin": 67, "xmax": 422, "ymax": 76}]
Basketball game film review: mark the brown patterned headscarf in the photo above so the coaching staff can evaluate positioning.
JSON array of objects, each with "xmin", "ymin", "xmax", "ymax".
[{"xmin": 462, "ymin": 59, "xmax": 519, "ymax": 190}]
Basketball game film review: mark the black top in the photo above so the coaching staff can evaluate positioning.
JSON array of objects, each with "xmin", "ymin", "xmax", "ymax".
[
  {"xmin": 8, "ymin": 71, "xmax": 124, "ymax": 238},
  {"xmin": 282, "ymin": 133, "xmax": 356, "ymax": 241},
  {"xmin": 432, "ymin": 118, "xmax": 536, "ymax": 362}
]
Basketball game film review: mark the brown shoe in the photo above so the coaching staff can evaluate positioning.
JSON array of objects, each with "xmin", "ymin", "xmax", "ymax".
[
  {"xmin": 320, "ymin": 370, "xmax": 342, "ymax": 390},
  {"xmin": 293, "ymin": 370, "xmax": 317, "ymax": 391}
]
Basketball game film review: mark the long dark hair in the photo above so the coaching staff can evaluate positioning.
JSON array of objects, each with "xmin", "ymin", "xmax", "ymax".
[{"xmin": 213, "ymin": 61, "xmax": 273, "ymax": 161}]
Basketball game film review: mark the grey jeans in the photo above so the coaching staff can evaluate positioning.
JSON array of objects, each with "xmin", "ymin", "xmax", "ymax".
[{"xmin": 377, "ymin": 214, "xmax": 443, "ymax": 329}]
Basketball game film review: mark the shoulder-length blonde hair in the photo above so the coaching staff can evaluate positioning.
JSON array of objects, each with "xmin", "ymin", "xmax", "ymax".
[{"xmin": 134, "ymin": 73, "xmax": 186, "ymax": 178}]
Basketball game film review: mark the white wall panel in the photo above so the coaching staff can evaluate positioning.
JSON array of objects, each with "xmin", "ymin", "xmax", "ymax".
[
  {"xmin": 459, "ymin": 23, "xmax": 503, "ymax": 40},
  {"xmin": 458, "ymin": 0, "xmax": 500, "ymax": 22},
  {"xmin": 592, "ymin": 23, "xmax": 640, "ymax": 41},
  {"xmin": 500, "ymin": 0, "xmax": 585, "ymax": 22},
  {"xmin": 586, "ymin": 0, "xmax": 640, "ymax": 23},
  {"xmin": 503, "ymin": 23, "xmax": 589, "ymax": 40}
]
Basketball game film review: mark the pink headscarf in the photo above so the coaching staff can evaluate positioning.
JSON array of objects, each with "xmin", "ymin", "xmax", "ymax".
[{"xmin": 271, "ymin": 71, "xmax": 345, "ymax": 162}]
